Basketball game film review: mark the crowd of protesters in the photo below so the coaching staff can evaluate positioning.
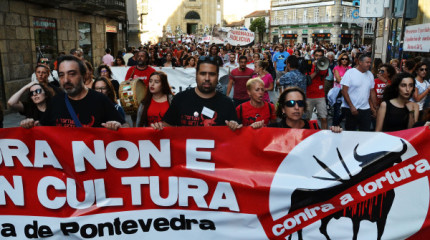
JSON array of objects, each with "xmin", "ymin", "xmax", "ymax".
[{"xmin": 5, "ymin": 39, "xmax": 430, "ymax": 133}]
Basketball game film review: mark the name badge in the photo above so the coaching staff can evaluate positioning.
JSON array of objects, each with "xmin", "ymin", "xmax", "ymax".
[{"xmin": 202, "ymin": 107, "xmax": 215, "ymax": 119}]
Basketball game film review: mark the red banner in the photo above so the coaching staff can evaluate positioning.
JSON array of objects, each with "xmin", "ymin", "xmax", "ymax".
[{"xmin": 0, "ymin": 126, "xmax": 430, "ymax": 239}]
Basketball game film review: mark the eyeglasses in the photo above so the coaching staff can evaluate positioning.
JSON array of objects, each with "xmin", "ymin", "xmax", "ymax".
[
  {"xmin": 341, "ymin": 58, "xmax": 348, "ymax": 61},
  {"xmin": 379, "ymin": 70, "xmax": 385, "ymax": 74},
  {"xmin": 419, "ymin": 68, "xmax": 428, "ymax": 72},
  {"xmin": 30, "ymin": 88, "xmax": 43, "ymax": 96},
  {"xmin": 95, "ymin": 87, "xmax": 107, "ymax": 91},
  {"xmin": 284, "ymin": 100, "xmax": 305, "ymax": 108},
  {"xmin": 40, "ymin": 60, "xmax": 50, "ymax": 64},
  {"xmin": 100, "ymin": 70, "xmax": 108, "ymax": 73},
  {"xmin": 198, "ymin": 56, "xmax": 216, "ymax": 62}
]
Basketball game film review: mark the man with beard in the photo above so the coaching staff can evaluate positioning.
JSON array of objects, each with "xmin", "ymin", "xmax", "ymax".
[
  {"xmin": 151, "ymin": 57, "xmax": 240, "ymax": 130},
  {"xmin": 226, "ymin": 55, "xmax": 254, "ymax": 107},
  {"xmin": 124, "ymin": 50, "xmax": 156, "ymax": 85},
  {"xmin": 20, "ymin": 55, "xmax": 126, "ymax": 130}
]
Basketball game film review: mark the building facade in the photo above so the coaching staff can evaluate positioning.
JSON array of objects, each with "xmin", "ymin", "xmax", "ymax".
[
  {"xmin": 128, "ymin": 0, "xmax": 224, "ymax": 45},
  {"xmin": 244, "ymin": 10, "xmax": 270, "ymax": 43},
  {"xmin": 270, "ymin": 0, "xmax": 374, "ymax": 46},
  {"xmin": 0, "ymin": 0, "xmax": 126, "ymax": 106},
  {"xmin": 374, "ymin": 0, "xmax": 430, "ymax": 62}
]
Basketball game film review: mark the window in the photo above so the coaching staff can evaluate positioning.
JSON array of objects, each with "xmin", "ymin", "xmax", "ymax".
[
  {"xmin": 293, "ymin": 9, "xmax": 297, "ymax": 21},
  {"xmin": 185, "ymin": 11, "xmax": 200, "ymax": 20},
  {"xmin": 78, "ymin": 22, "xmax": 92, "ymax": 63},
  {"xmin": 314, "ymin": 7, "xmax": 319, "ymax": 22},
  {"xmin": 33, "ymin": 17, "xmax": 58, "ymax": 62},
  {"xmin": 303, "ymin": 9, "xmax": 307, "ymax": 19}
]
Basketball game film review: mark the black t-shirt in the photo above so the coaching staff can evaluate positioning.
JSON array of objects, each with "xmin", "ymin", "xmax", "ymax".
[
  {"xmin": 40, "ymin": 89, "xmax": 125, "ymax": 127},
  {"xmin": 163, "ymin": 88, "xmax": 237, "ymax": 126},
  {"xmin": 20, "ymin": 102, "xmax": 46, "ymax": 120}
]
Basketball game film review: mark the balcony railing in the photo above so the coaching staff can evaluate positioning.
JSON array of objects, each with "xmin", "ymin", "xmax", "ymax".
[{"xmin": 271, "ymin": 17, "xmax": 334, "ymax": 26}]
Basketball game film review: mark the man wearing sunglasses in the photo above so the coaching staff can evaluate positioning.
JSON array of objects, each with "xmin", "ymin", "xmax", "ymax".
[{"xmin": 152, "ymin": 57, "xmax": 240, "ymax": 131}]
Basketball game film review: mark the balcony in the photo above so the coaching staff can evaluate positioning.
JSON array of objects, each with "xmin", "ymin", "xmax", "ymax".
[{"xmin": 22, "ymin": 0, "xmax": 126, "ymax": 19}]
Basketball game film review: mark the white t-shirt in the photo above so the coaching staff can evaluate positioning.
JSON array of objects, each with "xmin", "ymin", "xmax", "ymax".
[
  {"xmin": 341, "ymin": 68, "xmax": 374, "ymax": 110},
  {"xmin": 31, "ymin": 70, "xmax": 59, "ymax": 83},
  {"xmin": 412, "ymin": 79, "xmax": 430, "ymax": 110}
]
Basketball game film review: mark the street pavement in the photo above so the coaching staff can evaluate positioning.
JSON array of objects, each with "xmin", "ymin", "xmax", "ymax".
[{"xmin": 3, "ymin": 112, "xmax": 25, "ymax": 128}]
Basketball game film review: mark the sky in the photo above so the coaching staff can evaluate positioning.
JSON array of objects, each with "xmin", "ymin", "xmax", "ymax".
[{"xmin": 223, "ymin": 0, "xmax": 271, "ymax": 23}]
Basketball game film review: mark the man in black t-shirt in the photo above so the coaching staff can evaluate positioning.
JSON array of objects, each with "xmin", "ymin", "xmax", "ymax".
[
  {"xmin": 21, "ymin": 55, "xmax": 127, "ymax": 130},
  {"xmin": 152, "ymin": 57, "xmax": 241, "ymax": 130}
]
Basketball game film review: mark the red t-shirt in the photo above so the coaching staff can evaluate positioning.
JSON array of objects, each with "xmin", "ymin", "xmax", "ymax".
[
  {"xmin": 125, "ymin": 66, "xmax": 156, "ymax": 85},
  {"xmin": 230, "ymin": 68, "xmax": 254, "ymax": 100},
  {"xmin": 306, "ymin": 64, "xmax": 328, "ymax": 99},
  {"xmin": 146, "ymin": 99, "xmax": 170, "ymax": 125},
  {"xmin": 236, "ymin": 101, "xmax": 276, "ymax": 126},
  {"xmin": 374, "ymin": 78, "xmax": 391, "ymax": 107}
]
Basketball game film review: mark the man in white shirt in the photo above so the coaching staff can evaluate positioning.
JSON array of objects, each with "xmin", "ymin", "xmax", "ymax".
[
  {"xmin": 341, "ymin": 54, "xmax": 377, "ymax": 131},
  {"xmin": 224, "ymin": 53, "xmax": 238, "ymax": 68}
]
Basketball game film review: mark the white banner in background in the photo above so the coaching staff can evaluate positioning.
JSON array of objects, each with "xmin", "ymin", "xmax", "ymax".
[
  {"xmin": 111, "ymin": 67, "xmax": 231, "ymax": 94},
  {"xmin": 404, "ymin": 23, "xmax": 430, "ymax": 52}
]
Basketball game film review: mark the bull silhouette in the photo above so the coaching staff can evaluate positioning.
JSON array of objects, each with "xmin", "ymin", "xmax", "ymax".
[{"xmin": 288, "ymin": 140, "xmax": 407, "ymax": 240}]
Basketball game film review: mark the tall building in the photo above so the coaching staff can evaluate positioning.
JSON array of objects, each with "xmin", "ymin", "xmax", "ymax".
[
  {"xmin": 270, "ymin": 0, "xmax": 373, "ymax": 46},
  {"xmin": 128, "ymin": 0, "xmax": 224, "ymax": 45},
  {"xmin": 0, "ymin": 0, "xmax": 127, "ymax": 105}
]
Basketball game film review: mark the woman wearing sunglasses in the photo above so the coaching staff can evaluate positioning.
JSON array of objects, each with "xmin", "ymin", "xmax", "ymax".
[
  {"xmin": 411, "ymin": 62, "xmax": 430, "ymax": 120},
  {"xmin": 374, "ymin": 63, "xmax": 396, "ymax": 107},
  {"xmin": 268, "ymin": 87, "xmax": 341, "ymax": 132},
  {"xmin": 7, "ymin": 82, "xmax": 52, "ymax": 121}
]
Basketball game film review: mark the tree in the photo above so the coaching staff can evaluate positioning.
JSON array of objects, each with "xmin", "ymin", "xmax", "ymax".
[{"xmin": 249, "ymin": 17, "xmax": 266, "ymax": 42}]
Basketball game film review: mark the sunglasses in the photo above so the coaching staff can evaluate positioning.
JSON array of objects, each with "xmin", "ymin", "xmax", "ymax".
[
  {"xmin": 100, "ymin": 69, "xmax": 108, "ymax": 73},
  {"xmin": 419, "ymin": 68, "xmax": 428, "ymax": 72},
  {"xmin": 379, "ymin": 70, "xmax": 385, "ymax": 73},
  {"xmin": 30, "ymin": 88, "xmax": 43, "ymax": 96},
  {"xmin": 341, "ymin": 58, "xmax": 348, "ymax": 60},
  {"xmin": 284, "ymin": 100, "xmax": 305, "ymax": 108},
  {"xmin": 41, "ymin": 60, "xmax": 50, "ymax": 64}
]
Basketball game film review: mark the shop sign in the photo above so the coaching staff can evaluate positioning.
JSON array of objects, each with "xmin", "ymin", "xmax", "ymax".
[
  {"xmin": 106, "ymin": 25, "xmax": 118, "ymax": 33},
  {"xmin": 33, "ymin": 17, "xmax": 56, "ymax": 30}
]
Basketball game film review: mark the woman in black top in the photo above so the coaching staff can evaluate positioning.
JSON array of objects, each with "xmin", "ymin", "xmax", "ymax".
[
  {"xmin": 375, "ymin": 72, "xmax": 419, "ymax": 132},
  {"xmin": 268, "ymin": 87, "xmax": 342, "ymax": 132},
  {"xmin": 7, "ymin": 82, "xmax": 52, "ymax": 120}
]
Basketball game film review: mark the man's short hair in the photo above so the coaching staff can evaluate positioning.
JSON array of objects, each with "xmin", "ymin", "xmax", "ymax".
[
  {"xmin": 238, "ymin": 55, "xmax": 247, "ymax": 62},
  {"xmin": 359, "ymin": 53, "xmax": 371, "ymax": 62},
  {"xmin": 404, "ymin": 59, "xmax": 417, "ymax": 71},
  {"xmin": 105, "ymin": 48, "xmax": 111, "ymax": 54},
  {"xmin": 314, "ymin": 49, "xmax": 324, "ymax": 56},
  {"xmin": 196, "ymin": 57, "xmax": 219, "ymax": 75},
  {"xmin": 57, "ymin": 55, "xmax": 87, "ymax": 77},
  {"xmin": 286, "ymin": 55, "xmax": 299, "ymax": 69}
]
